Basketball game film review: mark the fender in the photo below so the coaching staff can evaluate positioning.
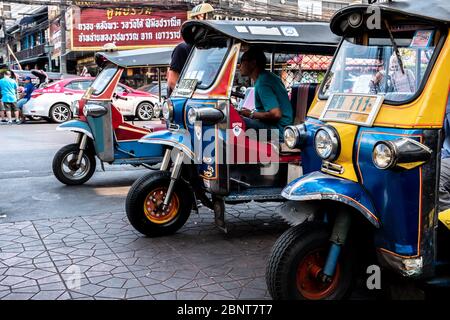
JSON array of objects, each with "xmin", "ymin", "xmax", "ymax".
[
  {"xmin": 56, "ymin": 120, "xmax": 94, "ymax": 140},
  {"xmin": 282, "ymin": 171, "xmax": 380, "ymax": 228},
  {"xmin": 139, "ymin": 129, "xmax": 194, "ymax": 160}
]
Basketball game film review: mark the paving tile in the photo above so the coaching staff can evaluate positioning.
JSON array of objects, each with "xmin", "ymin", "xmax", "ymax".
[
  {"xmin": 32, "ymin": 290, "xmax": 66, "ymax": 300},
  {"xmin": 96, "ymin": 287, "xmax": 127, "ymax": 299},
  {"xmin": 0, "ymin": 201, "xmax": 291, "ymax": 300}
]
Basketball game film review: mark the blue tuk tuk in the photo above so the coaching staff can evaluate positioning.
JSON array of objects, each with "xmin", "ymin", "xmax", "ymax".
[
  {"xmin": 52, "ymin": 47, "xmax": 172, "ymax": 185},
  {"xmin": 124, "ymin": 21, "xmax": 339, "ymax": 236}
]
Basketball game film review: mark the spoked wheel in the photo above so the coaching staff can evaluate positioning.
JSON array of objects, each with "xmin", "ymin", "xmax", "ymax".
[
  {"xmin": 266, "ymin": 222, "xmax": 354, "ymax": 300},
  {"xmin": 126, "ymin": 171, "xmax": 193, "ymax": 237},
  {"xmin": 136, "ymin": 102, "xmax": 154, "ymax": 121},
  {"xmin": 50, "ymin": 103, "xmax": 72, "ymax": 123},
  {"xmin": 52, "ymin": 143, "xmax": 96, "ymax": 185}
]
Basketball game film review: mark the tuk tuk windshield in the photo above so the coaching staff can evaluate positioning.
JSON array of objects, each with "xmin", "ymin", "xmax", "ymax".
[
  {"xmin": 180, "ymin": 45, "xmax": 229, "ymax": 90},
  {"xmin": 321, "ymin": 30, "xmax": 437, "ymax": 103},
  {"xmin": 90, "ymin": 64, "xmax": 119, "ymax": 95}
]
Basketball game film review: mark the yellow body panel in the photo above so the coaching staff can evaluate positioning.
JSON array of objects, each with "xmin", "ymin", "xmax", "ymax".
[
  {"xmin": 308, "ymin": 28, "xmax": 450, "ymax": 129},
  {"xmin": 439, "ymin": 209, "xmax": 450, "ymax": 231},
  {"xmin": 323, "ymin": 122, "xmax": 359, "ymax": 182}
]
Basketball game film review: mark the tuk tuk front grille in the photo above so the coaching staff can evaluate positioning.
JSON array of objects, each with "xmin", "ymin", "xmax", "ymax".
[{"xmin": 321, "ymin": 161, "xmax": 344, "ymax": 175}]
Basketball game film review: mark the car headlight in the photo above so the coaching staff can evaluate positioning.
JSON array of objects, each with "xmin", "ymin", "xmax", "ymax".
[
  {"xmin": 372, "ymin": 142, "xmax": 395, "ymax": 169},
  {"xmin": 314, "ymin": 127, "xmax": 340, "ymax": 161},
  {"xmin": 162, "ymin": 100, "xmax": 174, "ymax": 121},
  {"xmin": 187, "ymin": 107, "xmax": 197, "ymax": 125},
  {"xmin": 284, "ymin": 124, "xmax": 307, "ymax": 149}
]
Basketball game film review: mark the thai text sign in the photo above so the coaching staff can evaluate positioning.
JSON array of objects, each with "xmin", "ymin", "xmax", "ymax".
[
  {"xmin": 71, "ymin": 8, "xmax": 187, "ymax": 51},
  {"xmin": 320, "ymin": 93, "xmax": 384, "ymax": 126}
]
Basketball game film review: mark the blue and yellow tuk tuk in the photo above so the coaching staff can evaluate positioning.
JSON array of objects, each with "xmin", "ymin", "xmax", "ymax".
[
  {"xmin": 266, "ymin": 0, "xmax": 450, "ymax": 300},
  {"xmin": 125, "ymin": 21, "xmax": 339, "ymax": 236}
]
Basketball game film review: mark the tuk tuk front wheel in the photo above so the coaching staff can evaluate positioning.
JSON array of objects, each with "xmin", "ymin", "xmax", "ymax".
[
  {"xmin": 126, "ymin": 171, "xmax": 193, "ymax": 237},
  {"xmin": 52, "ymin": 143, "xmax": 96, "ymax": 185},
  {"xmin": 266, "ymin": 222, "xmax": 354, "ymax": 300}
]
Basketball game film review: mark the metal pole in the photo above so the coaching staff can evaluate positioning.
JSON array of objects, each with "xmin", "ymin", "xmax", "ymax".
[
  {"xmin": 47, "ymin": 53, "xmax": 52, "ymax": 72},
  {"xmin": 59, "ymin": 0, "xmax": 67, "ymax": 73},
  {"xmin": 157, "ymin": 67, "xmax": 162, "ymax": 102}
]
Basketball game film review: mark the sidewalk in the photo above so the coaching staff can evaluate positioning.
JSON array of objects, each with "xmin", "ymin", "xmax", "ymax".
[{"xmin": 0, "ymin": 203, "xmax": 286, "ymax": 300}]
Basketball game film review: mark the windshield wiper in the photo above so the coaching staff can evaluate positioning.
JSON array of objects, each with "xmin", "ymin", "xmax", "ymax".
[{"xmin": 384, "ymin": 19, "xmax": 405, "ymax": 74}]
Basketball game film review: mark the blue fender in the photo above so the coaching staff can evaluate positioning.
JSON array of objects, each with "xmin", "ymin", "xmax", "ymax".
[
  {"xmin": 282, "ymin": 171, "xmax": 380, "ymax": 228},
  {"xmin": 139, "ymin": 129, "xmax": 194, "ymax": 160},
  {"xmin": 56, "ymin": 120, "xmax": 94, "ymax": 140}
]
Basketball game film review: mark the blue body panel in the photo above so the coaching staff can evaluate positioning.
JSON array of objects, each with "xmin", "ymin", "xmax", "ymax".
[
  {"xmin": 114, "ymin": 140, "xmax": 164, "ymax": 161},
  {"xmin": 185, "ymin": 100, "xmax": 220, "ymax": 177},
  {"xmin": 356, "ymin": 127, "xmax": 424, "ymax": 256},
  {"xmin": 283, "ymin": 171, "xmax": 380, "ymax": 227},
  {"xmin": 56, "ymin": 120, "xmax": 93, "ymax": 140},
  {"xmin": 139, "ymin": 129, "xmax": 194, "ymax": 159},
  {"xmin": 302, "ymin": 118, "xmax": 326, "ymax": 173}
]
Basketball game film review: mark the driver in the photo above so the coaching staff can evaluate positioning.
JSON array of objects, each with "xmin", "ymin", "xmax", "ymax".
[{"xmin": 238, "ymin": 47, "xmax": 293, "ymax": 141}]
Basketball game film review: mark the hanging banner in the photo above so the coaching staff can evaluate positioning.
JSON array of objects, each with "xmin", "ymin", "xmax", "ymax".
[{"xmin": 71, "ymin": 7, "xmax": 187, "ymax": 51}]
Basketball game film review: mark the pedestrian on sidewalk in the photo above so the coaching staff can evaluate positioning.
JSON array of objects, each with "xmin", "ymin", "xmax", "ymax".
[{"xmin": 0, "ymin": 71, "xmax": 20, "ymax": 125}]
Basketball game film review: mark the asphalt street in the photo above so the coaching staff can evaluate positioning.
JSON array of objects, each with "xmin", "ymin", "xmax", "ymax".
[{"xmin": 0, "ymin": 121, "xmax": 151, "ymax": 223}]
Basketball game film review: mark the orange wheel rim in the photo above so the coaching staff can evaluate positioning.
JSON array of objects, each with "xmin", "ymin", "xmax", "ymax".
[
  {"xmin": 143, "ymin": 187, "xmax": 180, "ymax": 224},
  {"xmin": 296, "ymin": 248, "xmax": 341, "ymax": 300}
]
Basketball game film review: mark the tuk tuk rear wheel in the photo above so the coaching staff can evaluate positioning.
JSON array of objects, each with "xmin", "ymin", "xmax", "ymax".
[
  {"xmin": 52, "ymin": 143, "xmax": 96, "ymax": 185},
  {"xmin": 126, "ymin": 171, "xmax": 193, "ymax": 237},
  {"xmin": 266, "ymin": 222, "xmax": 354, "ymax": 300}
]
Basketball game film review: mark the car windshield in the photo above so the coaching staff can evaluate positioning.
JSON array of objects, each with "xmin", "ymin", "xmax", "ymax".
[
  {"xmin": 321, "ymin": 28, "xmax": 437, "ymax": 103},
  {"xmin": 180, "ymin": 45, "xmax": 229, "ymax": 90},
  {"xmin": 90, "ymin": 64, "xmax": 118, "ymax": 95}
]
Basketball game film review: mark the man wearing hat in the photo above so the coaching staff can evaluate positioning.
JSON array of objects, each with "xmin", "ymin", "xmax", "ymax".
[
  {"xmin": 17, "ymin": 76, "xmax": 35, "ymax": 123},
  {"xmin": 167, "ymin": 3, "xmax": 215, "ymax": 96}
]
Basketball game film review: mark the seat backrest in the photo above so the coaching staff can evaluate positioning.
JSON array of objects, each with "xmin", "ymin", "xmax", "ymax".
[{"xmin": 290, "ymin": 83, "xmax": 319, "ymax": 124}]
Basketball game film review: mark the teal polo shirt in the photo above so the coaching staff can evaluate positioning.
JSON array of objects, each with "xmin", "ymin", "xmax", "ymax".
[
  {"xmin": 254, "ymin": 70, "xmax": 293, "ymax": 133},
  {"xmin": 0, "ymin": 77, "xmax": 18, "ymax": 103}
]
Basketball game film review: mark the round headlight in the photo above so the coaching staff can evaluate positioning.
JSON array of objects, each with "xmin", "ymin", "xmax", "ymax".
[
  {"xmin": 372, "ymin": 142, "xmax": 395, "ymax": 169},
  {"xmin": 162, "ymin": 100, "xmax": 173, "ymax": 121},
  {"xmin": 283, "ymin": 124, "xmax": 307, "ymax": 149},
  {"xmin": 284, "ymin": 126, "xmax": 298, "ymax": 149},
  {"xmin": 187, "ymin": 107, "xmax": 197, "ymax": 125},
  {"xmin": 314, "ymin": 127, "xmax": 340, "ymax": 161}
]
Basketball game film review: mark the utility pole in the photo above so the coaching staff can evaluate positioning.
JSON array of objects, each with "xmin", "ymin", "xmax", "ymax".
[{"xmin": 59, "ymin": 0, "xmax": 67, "ymax": 73}]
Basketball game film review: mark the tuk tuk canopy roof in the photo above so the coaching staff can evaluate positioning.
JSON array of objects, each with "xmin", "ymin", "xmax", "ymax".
[
  {"xmin": 181, "ymin": 21, "xmax": 340, "ymax": 55},
  {"xmin": 331, "ymin": 0, "xmax": 450, "ymax": 36},
  {"xmin": 95, "ymin": 47, "xmax": 174, "ymax": 68}
]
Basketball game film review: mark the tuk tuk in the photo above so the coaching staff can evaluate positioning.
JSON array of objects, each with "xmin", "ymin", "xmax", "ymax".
[
  {"xmin": 265, "ymin": 0, "xmax": 450, "ymax": 299},
  {"xmin": 125, "ymin": 21, "xmax": 339, "ymax": 236},
  {"xmin": 52, "ymin": 47, "xmax": 172, "ymax": 185}
]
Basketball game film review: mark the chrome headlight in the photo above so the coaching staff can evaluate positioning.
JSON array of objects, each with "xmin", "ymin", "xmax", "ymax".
[
  {"xmin": 83, "ymin": 102, "xmax": 108, "ymax": 118},
  {"xmin": 187, "ymin": 107, "xmax": 197, "ymax": 125},
  {"xmin": 314, "ymin": 127, "xmax": 340, "ymax": 161},
  {"xmin": 284, "ymin": 124, "xmax": 307, "ymax": 149},
  {"xmin": 162, "ymin": 100, "xmax": 174, "ymax": 121},
  {"xmin": 372, "ymin": 142, "xmax": 395, "ymax": 169}
]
